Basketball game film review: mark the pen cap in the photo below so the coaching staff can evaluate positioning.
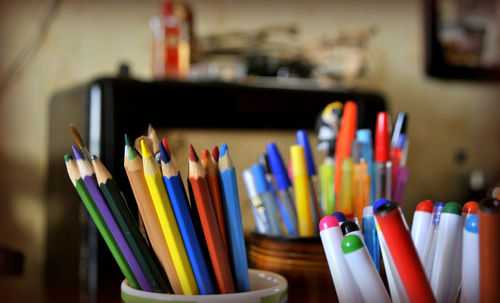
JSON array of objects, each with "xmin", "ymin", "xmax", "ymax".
[
  {"xmin": 331, "ymin": 211, "xmax": 346, "ymax": 224},
  {"xmin": 296, "ymin": 130, "xmax": 317, "ymax": 176},
  {"xmin": 373, "ymin": 198, "xmax": 390, "ymax": 211},
  {"xmin": 341, "ymin": 221, "xmax": 360, "ymax": 236},
  {"xmin": 357, "ymin": 129, "xmax": 373, "ymax": 146},
  {"xmin": 266, "ymin": 143, "xmax": 291, "ymax": 190},
  {"xmin": 242, "ymin": 169, "xmax": 258, "ymax": 199},
  {"xmin": 462, "ymin": 201, "xmax": 479, "ymax": 215},
  {"xmin": 290, "ymin": 145, "xmax": 308, "ymax": 178},
  {"xmin": 465, "ymin": 214, "xmax": 478, "ymax": 234},
  {"xmin": 391, "ymin": 112, "xmax": 408, "ymax": 147},
  {"xmin": 319, "ymin": 215, "xmax": 339, "ymax": 231},
  {"xmin": 363, "ymin": 206, "xmax": 374, "ymax": 217},
  {"xmin": 375, "ymin": 112, "xmax": 391, "ymax": 162},
  {"xmin": 416, "ymin": 200, "xmax": 434, "ymax": 213},
  {"xmin": 341, "ymin": 234, "xmax": 364, "ymax": 254},
  {"xmin": 433, "ymin": 202, "xmax": 446, "ymax": 225},
  {"xmin": 251, "ymin": 164, "xmax": 269, "ymax": 195}
]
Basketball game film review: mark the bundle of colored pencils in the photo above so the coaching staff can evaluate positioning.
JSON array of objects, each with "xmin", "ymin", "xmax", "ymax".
[
  {"xmin": 64, "ymin": 124, "xmax": 249, "ymax": 294},
  {"xmin": 242, "ymin": 101, "xmax": 409, "ymax": 236}
]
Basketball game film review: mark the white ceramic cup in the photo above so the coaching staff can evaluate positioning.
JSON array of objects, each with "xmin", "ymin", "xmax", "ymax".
[{"xmin": 121, "ymin": 268, "xmax": 288, "ymax": 303}]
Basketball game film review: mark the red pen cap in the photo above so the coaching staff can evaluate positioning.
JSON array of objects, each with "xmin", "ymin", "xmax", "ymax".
[
  {"xmin": 416, "ymin": 200, "xmax": 433, "ymax": 213},
  {"xmin": 462, "ymin": 201, "xmax": 478, "ymax": 215},
  {"xmin": 375, "ymin": 112, "xmax": 391, "ymax": 162}
]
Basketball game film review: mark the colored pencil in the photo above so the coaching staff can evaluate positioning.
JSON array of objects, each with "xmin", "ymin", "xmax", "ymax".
[
  {"xmin": 72, "ymin": 146, "xmax": 152, "ymax": 291},
  {"xmin": 188, "ymin": 144, "xmax": 236, "ymax": 294},
  {"xmin": 141, "ymin": 140, "xmax": 199, "ymax": 295},
  {"xmin": 160, "ymin": 143, "xmax": 216, "ymax": 294},
  {"xmin": 201, "ymin": 147, "xmax": 229, "ymax": 255},
  {"xmin": 123, "ymin": 139, "xmax": 183, "ymax": 294},
  {"xmin": 218, "ymin": 143, "xmax": 250, "ymax": 292},
  {"xmin": 65, "ymin": 154, "xmax": 140, "ymax": 289},
  {"xmin": 92, "ymin": 156, "xmax": 170, "ymax": 293}
]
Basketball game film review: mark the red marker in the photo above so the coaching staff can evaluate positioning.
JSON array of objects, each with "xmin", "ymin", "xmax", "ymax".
[
  {"xmin": 375, "ymin": 202, "xmax": 436, "ymax": 303},
  {"xmin": 374, "ymin": 112, "xmax": 392, "ymax": 201}
]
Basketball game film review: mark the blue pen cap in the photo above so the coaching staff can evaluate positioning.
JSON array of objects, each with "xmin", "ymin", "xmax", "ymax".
[
  {"xmin": 357, "ymin": 129, "xmax": 372, "ymax": 145},
  {"xmin": 433, "ymin": 202, "xmax": 446, "ymax": 225},
  {"xmin": 374, "ymin": 198, "xmax": 390, "ymax": 211},
  {"xmin": 465, "ymin": 214, "xmax": 479, "ymax": 234},
  {"xmin": 296, "ymin": 130, "xmax": 316, "ymax": 176},
  {"xmin": 266, "ymin": 143, "xmax": 291, "ymax": 190},
  {"xmin": 331, "ymin": 211, "xmax": 346, "ymax": 224},
  {"xmin": 251, "ymin": 164, "xmax": 269, "ymax": 194}
]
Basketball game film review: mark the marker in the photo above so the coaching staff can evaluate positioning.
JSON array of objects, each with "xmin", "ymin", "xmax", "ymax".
[
  {"xmin": 478, "ymin": 198, "xmax": 500, "ymax": 303},
  {"xmin": 430, "ymin": 202, "xmax": 461, "ymax": 303},
  {"xmin": 319, "ymin": 158, "xmax": 335, "ymax": 216},
  {"xmin": 411, "ymin": 200, "xmax": 434, "ymax": 265},
  {"xmin": 242, "ymin": 169, "xmax": 269, "ymax": 234},
  {"xmin": 266, "ymin": 143, "xmax": 298, "ymax": 234},
  {"xmin": 342, "ymin": 235, "xmax": 391, "ymax": 303},
  {"xmin": 339, "ymin": 157, "xmax": 354, "ymax": 216},
  {"xmin": 425, "ymin": 202, "xmax": 446, "ymax": 278},
  {"xmin": 374, "ymin": 112, "xmax": 392, "ymax": 201},
  {"xmin": 362, "ymin": 206, "xmax": 380, "ymax": 272},
  {"xmin": 373, "ymin": 199, "xmax": 408, "ymax": 303},
  {"xmin": 374, "ymin": 202, "xmax": 436, "ymax": 303},
  {"xmin": 319, "ymin": 216, "xmax": 362, "ymax": 303},
  {"xmin": 357, "ymin": 129, "xmax": 375, "ymax": 205},
  {"xmin": 340, "ymin": 221, "xmax": 364, "ymax": 241},
  {"xmin": 290, "ymin": 145, "xmax": 314, "ymax": 236},
  {"xmin": 461, "ymin": 214, "xmax": 478, "ymax": 303},
  {"xmin": 334, "ymin": 102, "xmax": 357, "ymax": 204},
  {"xmin": 297, "ymin": 130, "xmax": 322, "ymax": 230},
  {"xmin": 251, "ymin": 164, "xmax": 282, "ymax": 234}
]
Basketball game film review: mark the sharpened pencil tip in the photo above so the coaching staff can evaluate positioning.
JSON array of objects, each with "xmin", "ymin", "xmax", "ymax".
[
  {"xmin": 124, "ymin": 134, "xmax": 133, "ymax": 147},
  {"xmin": 159, "ymin": 141, "xmax": 171, "ymax": 163},
  {"xmin": 72, "ymin": 146, "xmax": 83, "ymax": 160},
  {"xmin": 202, "ymin": 149, "xmax": 210, "ymax": 161},
  {"xmin": 141, "ymin": 140, "xmax": 152, "ymax": 158},
  {"xmin": 64, "ymin": 154, "xmax": 73, "ymax": 162},
  {"xmin": 212, "ymin": 146, "xmax": 219, "ymax": 161},
  {"xmin": 219, "ymin": 143, "xmax": 228, "ymax": 157},
  {"xmin": 189, "ymin": 144, "xmax": 199, "ymax": 162},
  {"xmin": 91, "ymin": 155, "xmax": 97, "ymax": 161}
]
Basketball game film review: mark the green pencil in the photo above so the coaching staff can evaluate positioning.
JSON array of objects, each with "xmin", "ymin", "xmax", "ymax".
[
  {"xmin": 92, "ymin": 156, "xmax": 171, "ymax": 293},
  {"xmin": 64, "ymin": 154, "xmax": 139, "ymax": 289}
]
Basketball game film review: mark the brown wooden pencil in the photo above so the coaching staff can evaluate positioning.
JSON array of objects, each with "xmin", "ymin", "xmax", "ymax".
[
  {"xmin": 201, "ymin": 147, "xmax": 229, "ymax": 256},
  {"xmin": 147, "ymin": 124, "xmax": 160, "ymax": 155},
  {"xmin": 123, "ymin": 139, "xmax": 183, "ymax": 294},
  {"xmin": 189, "ymin": 144, "xmax": 235, "ymax": 294}
]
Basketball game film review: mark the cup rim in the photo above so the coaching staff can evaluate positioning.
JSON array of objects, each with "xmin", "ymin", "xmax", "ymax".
[{"xmin": 121, "ymin": 268, "xmax": 287, "ymax": 300}]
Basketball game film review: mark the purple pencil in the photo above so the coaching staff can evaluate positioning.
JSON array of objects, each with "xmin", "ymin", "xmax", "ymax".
[{"xmin": 72, "ymin": 146, "xmax": 152, "ymax": 291}]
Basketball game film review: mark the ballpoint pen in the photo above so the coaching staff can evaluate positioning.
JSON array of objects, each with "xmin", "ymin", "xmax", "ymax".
[{"xmin": 374, "ymin": 112, "xmax": 392, "ymax": 201}]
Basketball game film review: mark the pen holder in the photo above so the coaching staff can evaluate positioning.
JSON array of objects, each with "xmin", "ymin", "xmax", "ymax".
[
  {"xmin": 248, "ymin": 231, "xmax": 337, "ymax": 303},
  {"xmin": 121, "ymin": 268, "xmax": 287, "ymax": 303}
]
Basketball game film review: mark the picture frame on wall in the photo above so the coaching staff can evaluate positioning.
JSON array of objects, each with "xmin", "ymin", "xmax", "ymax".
[{"xmin": 424, "ymin": 0, "xmax": 500, "ymax": 80}]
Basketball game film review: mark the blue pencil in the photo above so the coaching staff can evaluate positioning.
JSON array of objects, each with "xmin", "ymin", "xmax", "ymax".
[
  {"xmin": 159, "ymin": 143, "xmax": 216, "ymax": 294},
  {"xmin": 218, "ymin": 143, "xmax": 250, "ymax": 292}
]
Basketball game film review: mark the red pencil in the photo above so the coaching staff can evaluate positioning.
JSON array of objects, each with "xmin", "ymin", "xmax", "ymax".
[
  {"xmin": 188, "ymin": 145, "xmax": 235, "ymax": 294},
  {"xmin": 201, "ymin": 147, "xmax": 229, "ymax": 256}
]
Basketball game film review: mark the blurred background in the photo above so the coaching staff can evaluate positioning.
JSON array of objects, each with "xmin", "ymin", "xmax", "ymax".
[{"xmin": 0, "ymin": 0, "xmax": 499, "ymax": 302}]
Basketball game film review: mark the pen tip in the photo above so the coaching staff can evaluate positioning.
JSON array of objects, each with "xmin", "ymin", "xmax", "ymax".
[
  {"xmin": 202, "ymin": 149, "xmax": 210, "ymax": 161},
  {"xmin": 212, "ymin": 146, "xmax": 219, "ymax": 161},
  {"xmin": 159, "ymin": 141, "xmax": 171, "ymax": 163},
  {"xmin": 162, "ymin": 138, "xmax": 171, "ymax": 154},
  {"xmin": 220, "ymin": 143, "xmax": 228, "ymax": 157},
  {"xmin": 124, "ymin": 134, "xmax": 133, "ymax": 147}
]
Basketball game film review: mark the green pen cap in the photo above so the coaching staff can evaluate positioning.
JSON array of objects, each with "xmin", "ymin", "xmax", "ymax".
[
  {"xmin": 64, "ymin": 153, "xmax": 72, "ymax": 162},
  {"xmin": 341, "ymin": 234, "xmax": 364, "ymax": 254},
  {"xmin": 443, "ymin": 202, "xmax": 461, "ymax": 215}
]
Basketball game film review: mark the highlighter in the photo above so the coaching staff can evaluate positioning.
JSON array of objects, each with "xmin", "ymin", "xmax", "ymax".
[{"xmin": 334, "ymin": 102, "xmax": 358, "ymax": 203}]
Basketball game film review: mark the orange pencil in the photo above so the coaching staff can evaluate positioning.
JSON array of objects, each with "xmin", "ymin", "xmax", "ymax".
[
  {"xmin": 188, "ymin": 145, "xmax": 235, "ymax": 294},
  {"xmin": 334, "ymin": 101, "xmax": 357, "ymax": 210},
  {"xmin": 201, "ymin": 147, "xmax": 229, "ymax": 255}
]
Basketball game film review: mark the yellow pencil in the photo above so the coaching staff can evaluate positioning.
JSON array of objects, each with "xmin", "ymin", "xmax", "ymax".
[
  {"xmin": 141, "ymin": 140, "xmax": 199, "ymax": 295},
  {"xmin": 290, "ymin": 145, "xmax": 314, "ymax": 236}
]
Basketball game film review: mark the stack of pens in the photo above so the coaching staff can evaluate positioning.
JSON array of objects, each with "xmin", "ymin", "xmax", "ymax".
[
  {"xmin": 242, "ymin": 101, "xmax": 409, "ymax": 237},
  {"xmin": 320, "ymin": 197, "xmax": 500, "ymax": 303},
  {"xmin": 64, "ymin": 124, "xmax": 250, "ymax": 295}
]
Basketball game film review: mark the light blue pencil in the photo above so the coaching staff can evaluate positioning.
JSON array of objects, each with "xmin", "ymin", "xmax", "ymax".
[{"xmin": 218, "ymin": 143, "xmax": 250, "ymax": 292}]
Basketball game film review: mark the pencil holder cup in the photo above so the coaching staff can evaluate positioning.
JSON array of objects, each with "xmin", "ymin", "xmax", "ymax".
[
  {"xmin": 248, "ymin": 231, "xmax": 337, "ymax": 303},
  {"xmin": 121, "ymin": 268, "xmax": 287, "ymax": 303}
]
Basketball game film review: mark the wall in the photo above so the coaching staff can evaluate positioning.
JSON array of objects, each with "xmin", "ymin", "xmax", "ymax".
[{"xmin": 0, "ymin": 0, "xmax": 498, "ymax": 301}]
